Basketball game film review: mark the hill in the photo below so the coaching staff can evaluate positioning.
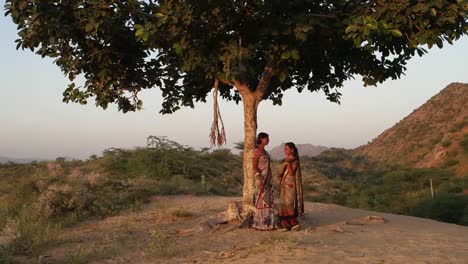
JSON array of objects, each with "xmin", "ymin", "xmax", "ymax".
[
  {"xmin": 356, "ymin": 83, "xmax": 468, "ymax": 176},
  {"xmin": 269, "ymin": 143, "xmax": 328, "ymax": 160},
  {"xmin": 0, "ymin": 156, "xmax": 41, "ymax": 164}
]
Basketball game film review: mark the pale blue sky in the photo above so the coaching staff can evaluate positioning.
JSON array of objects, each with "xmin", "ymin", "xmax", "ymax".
[{"xmin": 1, "ymin": 5, "xmax": 468, "ymax": 160}]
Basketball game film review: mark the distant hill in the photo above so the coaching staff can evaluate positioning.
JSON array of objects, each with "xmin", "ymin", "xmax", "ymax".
[
  {"xmin": 0, "ymin": 156, "xmax": 41, "ymax": 164},
  {"xmin": 269, "ymin": 143, "xmax": 328, "ymax": 160},
  {"xmin": 356, "ymin": 83, "xmax": 468, "ymax": 176},
  {"xmin": 0, "ymin": 156, "xmax": 71, "ymax": 164}
]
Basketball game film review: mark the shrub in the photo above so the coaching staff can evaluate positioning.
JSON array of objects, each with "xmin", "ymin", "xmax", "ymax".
[
  {"xmin": 410, "ymin": 194, "xmax": 468, "ymax": 225},
  {"xmin": 449, "ymin": 120, "xmax": 467, "ymax": 133},
  {"xmin": 101, "ymin": 137, "xmax": 242, "ymax": 195},
  {"xmin": 442, "ymin": 158, "xmax": 459, "ymax": 168},
  {"xmin": 441, "ymin": 140, "xmax": 452, "ymax": 148},
  {"xmin": 0, "ymin": 136, "xmax": 244, "ymax": 256},
  {"xmin": 460, "ymin": 134, "xmax": 468, "ymax": 154},
  {"xmin": 0, "ymin": 248, "xmax": 14, "ymax": 264},
  {"xmin": 170, "ymin": 209, "xmax": 194, "ymax": 218},
  {"xmin": 458, "ymin": 205, "xmax": 468, "ymax": 226},
  {"xmin": 1, "ymin": 212, "xmax": 60, "ymax": 255},
  {"xmin": 147, "ymin": 229, "xmax": 172, "ymax": 256},
  {"xmin": 429, "ymin": 136, "xmax": 442, "ymax": 146}
]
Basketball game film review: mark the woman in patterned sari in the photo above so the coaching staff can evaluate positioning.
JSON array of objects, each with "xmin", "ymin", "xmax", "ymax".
[
  {"xmin": 277, "ymin": 142, "xmax": 304, "ymax": 231},
  {"xmin": 251, "ymin": 132, "xmax": 276, "ymax": 231}
]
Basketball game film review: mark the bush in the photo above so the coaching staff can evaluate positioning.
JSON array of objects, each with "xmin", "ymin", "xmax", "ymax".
[
  {"xmin": 301, "ymin": 149, "xmax": 468, "ymax": 226},
  {"xmin": 147, "ymin": 229, "xmax": 172, "ymax": 256},
  {"xmin": 0, "ymin": 210, "xmax": 60, "ymax": 255},
  {"xmin": 449, "ymin": 120, "xmax": 467, "ymax": 132},
  {"xmin": 429, "ymin": 135, "xmax": 443, "ymax": 146},
  {"xmin": 410, "ymin": 194, "xmax": 468, "ymax": 225},
  {"xmin": 0, "ymin": 136, "xmax": 244, "ymax": 257},
  {"xmin": 458, "ymin": 205, "xmax": 468, "ymax": 226},
  {"xmin": 0, "ymin": 248, "xmax": 14, "ymax": 264},
  {"xmin": 442, "ymin": 158, "xmax": 459, "ymax": 168},
  {"xmin": 441, "ymin": 140, "xmax": 452, "ymax": 148},
  {"xmin": 460, "ymin": 134, "xmax": 468, "ymax": 154},
  {"xmin": 101, "ymin": 137, "xmax": 242, "ymax": 195}
]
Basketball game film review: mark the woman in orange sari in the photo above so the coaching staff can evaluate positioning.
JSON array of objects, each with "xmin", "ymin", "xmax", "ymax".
[
  {"xmin": 251, "ymin": 132, "xmax": 276, "ymax": 231},
  {"xmin": 277, "ymin": 142, "xmax": 304, "ymax": 231}
]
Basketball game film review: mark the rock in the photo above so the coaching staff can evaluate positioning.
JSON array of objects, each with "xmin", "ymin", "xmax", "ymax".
[
  {"xmin": 199, "ymin": 201, "xmax": 253, "ymax": 231},
  {"xmin": 346, "ymin": 215, "xmax": 389, "ymax": 225}
]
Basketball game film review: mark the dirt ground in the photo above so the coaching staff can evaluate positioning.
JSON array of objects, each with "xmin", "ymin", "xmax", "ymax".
[{"xmin": 15, "ymin": 195, "xmax": 468, "ymax": 264}]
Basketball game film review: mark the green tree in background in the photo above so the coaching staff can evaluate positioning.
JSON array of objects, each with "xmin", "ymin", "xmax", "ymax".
[{"xmin": 5, "ymin": 0, "xmax": 468, "ymax": 207}]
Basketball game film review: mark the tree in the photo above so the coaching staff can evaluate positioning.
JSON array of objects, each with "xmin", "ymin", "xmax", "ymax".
[
  {"xmin": 234, "ymin": 141, "xmax": 245, "ymax": 151},
  {"xmin": 5, "ymin": 0, "xmax": 468, "ymax": 207}
]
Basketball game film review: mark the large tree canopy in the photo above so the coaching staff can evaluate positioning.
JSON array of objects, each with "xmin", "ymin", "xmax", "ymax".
[
  {"xmin": 6, "ymin": 0, "xmax": 468, "ymax": 206},
  {"xmin": 6, "ymin": 0, "xmax": 468, "ymax": 113}
]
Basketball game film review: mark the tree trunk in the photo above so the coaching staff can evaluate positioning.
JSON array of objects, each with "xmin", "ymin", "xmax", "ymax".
[
  {"xmin": 241, "ymin": 91, "xmax": 260, "ymax": 207},
  {"xmin": 231, "ymin": 57, "xmax": 275, "ymax": 209}
]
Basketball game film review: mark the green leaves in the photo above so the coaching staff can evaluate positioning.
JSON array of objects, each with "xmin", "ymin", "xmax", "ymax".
[
  {"xmin": 389, "ymin": 29, "xmax": 403, "ymax": 38},
  {"xmin": 344, "ymin": 0, "xmax": 468, "ymax": 63},
  {"xmin": 172, "ymin": 43, "xmax": 183, "ymax": 55},
  {"xmin": 366, "ymin": 23, "xmax": 378, "ymax": 31},
  {"xmin": 291, "ymin": 50, "xmax": 300, "ymax": 60},
  {"xmin": 279, "ymin": 72, "xmax": 287, "ymax": 83},
  {"xmin": 345, "ymin": 25, "xmax": 358, "ymax": 34},
  {"xmin": 280, "ymin": 49, "xmax": 299, "ymax": 61},
  {"xmin": 63, "ymin": 83, "xmax": 89, "ymax": 105},
  {"xmin": 134, "ymin": 23, "xmax": 152, "ymax": 42},
  {"xmin": 134, "ymin": 24, "xmax": 145, "ymax": 37},
  {"xmin": 5, "ymin": 0, "xmax": 468, "ymax": 115},
  {"xmin": 281, "ymin": 51, "xmax": 291, "ymax": 60}
]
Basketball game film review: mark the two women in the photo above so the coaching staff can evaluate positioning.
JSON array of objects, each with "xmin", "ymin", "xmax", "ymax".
[{"xmin": 251, "ymin": 132, "xmax": 304, "ymax": 231}]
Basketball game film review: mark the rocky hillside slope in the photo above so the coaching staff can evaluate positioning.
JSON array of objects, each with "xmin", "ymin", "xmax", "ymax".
[{"xmin": 357, "ymin": 83, "xmax": 468, "ymax": 176}]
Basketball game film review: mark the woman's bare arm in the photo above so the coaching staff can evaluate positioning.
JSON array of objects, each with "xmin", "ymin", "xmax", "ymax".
[
  {"xmin": 277, "ymin": 163, "xmax": 287, "ymax": 179},
  {"xmin": 286, "ymin": 157, "xmax": 298, "ymax": 176}
]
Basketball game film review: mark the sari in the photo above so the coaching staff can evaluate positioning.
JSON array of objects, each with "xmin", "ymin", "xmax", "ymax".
[
  {"xmin": 251, "ymin": 147, "xmax": 276, "ymax": 230},
  {"xmin": 278, "ymin": 157, "xmax": 304, "ymax": 229}
]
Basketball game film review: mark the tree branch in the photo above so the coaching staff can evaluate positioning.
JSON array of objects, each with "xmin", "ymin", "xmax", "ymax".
[
  {"xmin": 254, "ymin": 56, "xmax": 278, "ymax": 100},
  {"xmin": 309, "ymin": 13, "xmax": 337, "ymax": 19},
  {"xmin": 233, "ymin": 80, "xmax": 249, "ymax": 95},
  {"xmin": 217, "ymin": 76, "xmax": 233, "ymax": 86}
]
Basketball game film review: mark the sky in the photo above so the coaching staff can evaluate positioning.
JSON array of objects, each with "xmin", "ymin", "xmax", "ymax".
[{"xmin": 1, "ymin": 5, "xmax": 468, "ymax": 160}]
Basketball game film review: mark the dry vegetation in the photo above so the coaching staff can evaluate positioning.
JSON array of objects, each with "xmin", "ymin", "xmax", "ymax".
[
  {"xmin": 1, "ymin": 136, "xmax": 467, "ymax": 263},
  {"xmin": 0, "ymin": 137, "xmax": 243, "ymax": 262},
  {"xmin": 4, "ymin": 196, "xmax": 468, "ymax": 263},
  {"xmin": 1, "ymin": 82, "xmax": 468, "ymax": 263}
]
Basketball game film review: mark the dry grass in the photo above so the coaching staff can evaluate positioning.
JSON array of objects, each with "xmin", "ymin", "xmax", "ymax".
[
  {"xmin": 170, "ymin": 208, "xmax": 194, "ymax": 218},
  {"xmin": 4, "ymin": 195, "xmax": 468, "ymax": 263},
  {"xmin": 146, "ymin": 229, "xmax": 174, "ymax": 257}
]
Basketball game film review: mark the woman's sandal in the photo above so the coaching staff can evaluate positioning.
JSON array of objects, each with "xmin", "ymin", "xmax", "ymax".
[{"xmin": 277, "ymin": 227, "xmax": 289, "ymax": 232}]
